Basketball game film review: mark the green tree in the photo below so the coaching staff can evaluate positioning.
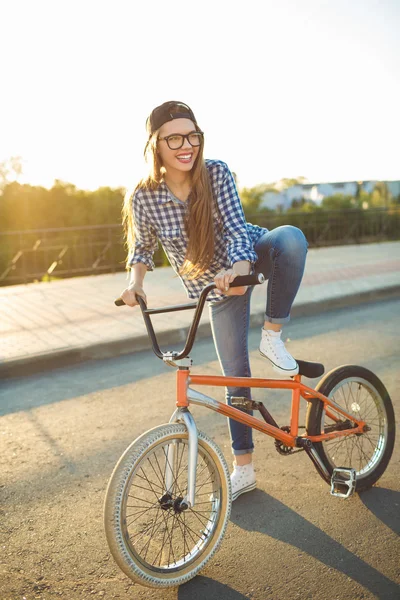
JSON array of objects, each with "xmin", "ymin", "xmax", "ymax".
[
  {"xmin": 371, "ymin": 182, "xmax": 390, "ymax": 208},
  {"xmin": 240, "ymin": 183, "xmax": 274, "ymax": 212},
  {"xmin": 277, "ymin": 176, "xmax": 308, "ymax": 190},
  {"xmin": 321, "ymin": 194, "xmax": 355, "ymax": 211}
]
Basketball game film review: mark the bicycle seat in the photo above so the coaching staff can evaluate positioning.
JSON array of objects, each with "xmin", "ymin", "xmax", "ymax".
[{"xmin": 296, "ymin": 360, "xmax": 325, "ymax": 379}]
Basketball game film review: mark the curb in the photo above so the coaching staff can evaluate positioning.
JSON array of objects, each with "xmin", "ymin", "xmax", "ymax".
[{"xmin": 2, "ymin": 284, "xmax": 400, "ymax": 380}]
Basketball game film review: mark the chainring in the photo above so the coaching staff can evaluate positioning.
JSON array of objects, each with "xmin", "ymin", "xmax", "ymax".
[{"xmin": 274, "ymin": 426, "xmax": 293, "ymax": 455}]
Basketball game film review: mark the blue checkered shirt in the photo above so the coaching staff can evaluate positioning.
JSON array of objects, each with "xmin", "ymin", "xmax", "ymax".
[{"xmin": 129, "ymin": 159, "xmax": 267, "ymax": 303}]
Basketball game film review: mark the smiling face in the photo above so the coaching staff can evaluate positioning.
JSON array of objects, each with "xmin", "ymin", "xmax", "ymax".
[{"xmin": 157, "ymin": 118, "xmax": 201, "ymax": 176}]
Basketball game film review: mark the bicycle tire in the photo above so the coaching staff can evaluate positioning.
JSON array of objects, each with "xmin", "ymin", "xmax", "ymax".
[
  {"xmin": 104, "ymin": 423, "xmax": 231, "ymax": 588},
  {"xmin": 306, "ymin": 365, "xmax": 395, "ymax": 492}
]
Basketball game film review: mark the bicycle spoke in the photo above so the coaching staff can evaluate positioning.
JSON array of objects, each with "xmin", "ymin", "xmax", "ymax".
[
  {"xmin": 135, "ymin": 471, "xmax": 164, "ymax": 493},
  {"xmin": 363, "ymin": 405, "xmax": 379, "ymax": 421},
  {"xmin": 130, "ymin": 512, "xmax": 164, "ymax": 547},
  {"xmin": 146, "ymin": 454, "xmax": 167, "ymax": 493},
  {"xmin": 357, "ymin": 438, "xmax": 374, "ymax": 465},
  {"xmin": 179, "ymin": 520, "xmax": 204, "ymax": 542},
  {"xmin": 172, "ymin": 442, "xmax": 186, "ymax": 497},
  {"xmin": 160, "ymin": 444, "xmax": 184, "ymax": 498},
  {"xmin": 152, "ymin": 508, "xmax": 176, "ymax": 567},
  {"xmin": 139, "ymin": 510, "xmax": 164, "ymax": 560},
  {"xmin": 128, "ymin": 494, "xmax": 158, "ymax": 506},
  {"xmin": 188, "ymin": 507, "xmax": 212, "ymax": 529},
  {"xmin": 175, "ymin": 512, "xmax": 190, "ymax": 563},
  {"xmin": 152, "ymin": 513, "xmax": 170, "ymax": 567},
  {"xmin": 131, "ymin": 481, "xmax": 162, "ymax": 496},
  {"xmin": 126, "ymin": 505, "xmax": 159, "ymax": 526},
  {"xmin": 362, "ymin": 433, "xmax": 381, "ymax": 452},
  {"xmin": 138, "ymin": 466, "xmax": 164, "ymax": 502},
  {"xmin": 176, "ymin": 456, "xmax": 210, "ymax": 493},
  {"xmin": 190, "ymin": 509, "xmax": 216, "ymax": 516},
  {"xmin": 196, "ymin": 490, "xmax": 217, "ymax": 497},
  {"xmin": 194, "ymin": 474, "xmax": 215, "ymax": 496},
  {"xmin": 167, "ymin": 512, "xmax": 179, "ymax": 567}
]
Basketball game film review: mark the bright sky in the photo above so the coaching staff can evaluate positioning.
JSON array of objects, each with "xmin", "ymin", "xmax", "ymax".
[{"xmin": 1, "ymin": 0, "xmax": 399, "ymax": 190}]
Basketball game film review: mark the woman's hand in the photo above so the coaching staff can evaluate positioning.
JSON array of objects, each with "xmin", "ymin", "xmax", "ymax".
[
  {"xmin": 120, "ymin": 282, "xmax": 147, "ymax": 307},
  {"xmin": 214, "ymin": 268, "xmax": 248, "ymax": 296}
]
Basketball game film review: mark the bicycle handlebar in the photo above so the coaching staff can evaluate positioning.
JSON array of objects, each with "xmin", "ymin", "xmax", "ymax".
[{"xmin": 115, "ymin": 273, "xmax": 265, "ymax": 360}]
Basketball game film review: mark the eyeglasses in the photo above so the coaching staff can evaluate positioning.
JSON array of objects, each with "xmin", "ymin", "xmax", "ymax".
[{"xmin": 158, "ymin": 131, "xmax": 204, "ymax": 150}]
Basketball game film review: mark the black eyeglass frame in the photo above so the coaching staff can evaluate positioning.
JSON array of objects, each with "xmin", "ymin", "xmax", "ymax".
[{"xmin": 158, "ymin": 131, "xmax": 204, "ymax": 150}]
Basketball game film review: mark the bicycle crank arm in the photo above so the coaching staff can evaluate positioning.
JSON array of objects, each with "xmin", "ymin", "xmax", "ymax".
[{"xmin": 297, "ymin": 438, "xmax": 331, "ymax": 483}]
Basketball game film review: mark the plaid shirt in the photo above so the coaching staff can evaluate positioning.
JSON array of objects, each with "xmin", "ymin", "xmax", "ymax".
[{"xmin": 129, "ymin": 159, "xmax": 267, "ymax": 302}]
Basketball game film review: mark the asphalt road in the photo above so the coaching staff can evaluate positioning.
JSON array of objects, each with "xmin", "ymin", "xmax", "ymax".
[{"xmin": 1, "ymin": 299, "xmax": 399, "ymax": 600}]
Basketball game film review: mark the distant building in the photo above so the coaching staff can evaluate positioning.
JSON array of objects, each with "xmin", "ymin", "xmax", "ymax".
[
  {"xmin": 259, "ymin": 180, "xmax": 399, "ymax": 211},
  {"xmin": 387, "ymin": 181, "xmax": 400, "ymax": 199}
]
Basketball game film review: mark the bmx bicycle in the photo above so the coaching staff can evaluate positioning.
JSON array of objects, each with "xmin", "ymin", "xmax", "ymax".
[{"xmin": 104, "ymin": 273, "xmax": 395, "ymax": 588}]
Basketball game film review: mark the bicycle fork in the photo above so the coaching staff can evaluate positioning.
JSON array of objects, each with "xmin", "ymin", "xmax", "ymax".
[{"xmin": 168, "ymin": 407, "xmax": 198, "ymax": 508}]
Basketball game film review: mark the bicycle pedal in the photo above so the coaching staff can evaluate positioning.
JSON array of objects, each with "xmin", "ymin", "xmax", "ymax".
[
  {"xmin": 230, "ymin": 396, "xmax": 256, "ymax": 410},
  {"xmin": 330, "ymin": 467, "xmax": 356, "ymax": 498}
]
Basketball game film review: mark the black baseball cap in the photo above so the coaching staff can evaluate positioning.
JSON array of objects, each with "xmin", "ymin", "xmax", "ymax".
[{"xmin": 146, "ymin": 101, "xmax": 197, "ymax": 134}]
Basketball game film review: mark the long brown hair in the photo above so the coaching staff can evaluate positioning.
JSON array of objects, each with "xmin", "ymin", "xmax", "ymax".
[{"xmin": 122, "ymin": 124, "xmax": 215, "ymax": 279}]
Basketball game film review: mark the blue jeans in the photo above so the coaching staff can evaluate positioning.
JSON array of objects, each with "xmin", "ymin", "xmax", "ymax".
[{"xmin": 209, "ymin": 226, "xmax": 308, "ymax": 455}]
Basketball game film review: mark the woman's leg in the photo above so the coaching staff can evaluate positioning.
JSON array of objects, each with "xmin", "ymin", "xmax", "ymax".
[
  {"xmin": 209, "ymin": 290, "xmax": 254, "ymax": 457},
  {"xmin": 209, "ymin": 291, "xmax": 257, "ymax": 499},
  {"xmin": 254, "ymin": 225, "xmax": 308, "ymax": 374}
]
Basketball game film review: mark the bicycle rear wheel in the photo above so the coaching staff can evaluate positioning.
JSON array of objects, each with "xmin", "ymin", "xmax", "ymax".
[
  {"xmin": 104, "ymin": 423, "xmax": 231, "ymax": 588},
  {"xmin": 306, "ymin": 365, "xmax": 395, "ymax": 492}
]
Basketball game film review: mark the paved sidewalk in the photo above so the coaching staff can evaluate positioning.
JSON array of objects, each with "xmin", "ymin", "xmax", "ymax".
[{"xmin": 1, "ymin": 241, "xmax": 400, "ymax": 378}]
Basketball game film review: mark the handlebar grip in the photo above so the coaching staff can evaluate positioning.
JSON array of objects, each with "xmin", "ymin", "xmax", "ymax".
[
  {"xmin": 114, "ymin": 295, "xmax": 148, "ymax": 307},
  {"xmin": 230, "ymin": 272, "xmax": 265, "ymax": 287}
]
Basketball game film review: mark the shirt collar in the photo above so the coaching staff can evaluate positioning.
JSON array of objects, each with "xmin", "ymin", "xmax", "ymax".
[
  {"xmin": 157, "ymin": 181, "xmax": 189, "ymax": 205},
  {"xmin": 157, "ymin": 181, "xmax": 173, "ymax": 204}
]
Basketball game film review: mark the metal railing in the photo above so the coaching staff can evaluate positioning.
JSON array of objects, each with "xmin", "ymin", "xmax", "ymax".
[
  {"xmin": 1, "ymin": 209, "xmax": 399, "ymax": 286},
  {"xmin": 247, "ymin": 207, "xmax": 400, "ymax": 247},
  {"xmin": 0, "ymin": 225, "xmax": 126, "ymax": 285}
]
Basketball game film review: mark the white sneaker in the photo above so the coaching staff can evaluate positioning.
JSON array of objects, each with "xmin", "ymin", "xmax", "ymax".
[
  {"xmin": 259, "ymin": 328, "xmax": 299, "ymax": 376},
  {"xmin": 230, "ymin": 463, "xmax": 256, "ymax": 501}
]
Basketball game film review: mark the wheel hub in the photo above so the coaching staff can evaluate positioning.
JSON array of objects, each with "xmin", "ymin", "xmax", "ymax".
[
  {"xmin": 159, "ymin": 492, "xmax": 174, "ymax": 511},
  {"xmin": 158, "ymin": 493, "xmax": 189, "ymax": 513}
]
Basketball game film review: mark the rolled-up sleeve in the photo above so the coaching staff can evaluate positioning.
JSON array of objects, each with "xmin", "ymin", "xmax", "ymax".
[
  {"xmin": 128, "ymin": 191, "xmax": 159, "ymax": 271},
  {"xmin": 218, "ymin": 164, "xmax": 258, "ymax": 266}
]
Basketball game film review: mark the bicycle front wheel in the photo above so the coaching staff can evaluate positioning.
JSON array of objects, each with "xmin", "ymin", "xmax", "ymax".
[
  {"xmin": 104, "ymin": 423, "xmax": 231, "ymax": 588},
  {"xmin": 306, "ymin": 365, "xmax": 395, "ymax": 492}
]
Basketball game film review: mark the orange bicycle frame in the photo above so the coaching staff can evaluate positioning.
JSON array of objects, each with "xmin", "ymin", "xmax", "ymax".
[{"xmin": 176, "ymin": 370, "xmax": 366, "ymax": 448}]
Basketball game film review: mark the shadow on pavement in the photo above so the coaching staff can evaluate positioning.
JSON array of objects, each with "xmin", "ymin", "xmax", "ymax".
[
  {"xmin": 230, "ymin": 489, "xmax": 399, "ymax": 599},
  {"xmin": 360, "ymin": 487, "xmax": 400, "ymax": 536},
  {"xmin": 178, "ymin": 576, "xmax": 247, "ymax": 600},
  {"xmin": 0, "ymin": 336, "xmax": 220, "ymax": 416}
]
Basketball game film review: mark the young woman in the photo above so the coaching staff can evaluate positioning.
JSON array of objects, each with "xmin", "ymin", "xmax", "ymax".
[{"xmin": 120, "ymin": 101, "xmax": 308, "ymax": 501}]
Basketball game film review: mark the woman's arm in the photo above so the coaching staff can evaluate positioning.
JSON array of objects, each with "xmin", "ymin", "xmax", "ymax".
[
  {"xmin": 217, "ymin": 163, "xmax": 258, "ymax": 268},
  {"xmin": 212, "ymin": 163, "xmax": 256, "ymax": 295},
  {"xmin": 128, "ymin": 191, "xmax": 159, "ymax": 272},
  {"xmin": 129, "ymin": 262, "xmax": 148, "ymax": 285},
  {"xmin": 121, "ymin": 263, "xmax": 148, "ymax": 307},
  {"xmin": 121, "ymin": 192, "xmax": 158, "ymax": 307}
]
